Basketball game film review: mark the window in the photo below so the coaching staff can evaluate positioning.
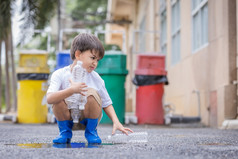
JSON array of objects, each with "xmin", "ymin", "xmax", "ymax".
[
  {"xmin": 171, "ymin": 0, "xmax": 181, "ymax": 65},
  {"xmin": 192, "ymin": 0, "xmax": 208, "ymax": 52},
  {"xmin": 139, "ymin": 16, "xmax": 146, "ymax": 53},
  {"xmin": 160, "ymin": 0, "xmax": 167, "ymax": 55}
]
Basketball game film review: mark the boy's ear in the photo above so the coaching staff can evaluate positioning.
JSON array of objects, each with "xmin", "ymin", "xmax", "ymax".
[{"xmin": 75, "ymin": 50, "xmax": 81, "ymax": 58}]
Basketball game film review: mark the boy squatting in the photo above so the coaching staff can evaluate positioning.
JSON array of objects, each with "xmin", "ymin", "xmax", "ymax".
[{"xmin": 47, "ymin": 33, "xmax": 133, "ymax": 144}]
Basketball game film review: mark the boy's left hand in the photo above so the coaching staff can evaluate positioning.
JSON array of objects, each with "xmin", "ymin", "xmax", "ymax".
[{"xmin": 112, "ymin": 122, "xmax": 133, "ymax": 135}]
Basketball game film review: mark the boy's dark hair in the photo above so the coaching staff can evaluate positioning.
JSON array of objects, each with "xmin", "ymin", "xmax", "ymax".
[{"xmin": 70, "ymin": 33, "xmax": 105, "ymax": 60}]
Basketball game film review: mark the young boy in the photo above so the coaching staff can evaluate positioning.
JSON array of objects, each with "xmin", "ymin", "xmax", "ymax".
[{"xmin": 47, "ymin": 33, "xmax": 133, "ymax": 144}]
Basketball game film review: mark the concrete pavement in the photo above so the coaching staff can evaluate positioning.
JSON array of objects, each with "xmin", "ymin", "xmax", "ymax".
[{"xmin": 0, "ymin": 122, "xmax": 238, "ymax": 159}]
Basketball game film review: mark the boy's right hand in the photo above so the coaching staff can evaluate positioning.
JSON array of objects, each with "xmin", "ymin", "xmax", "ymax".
[{"xmin": 69, "ymin": 79, "xmax": 88, "ymax": 96}]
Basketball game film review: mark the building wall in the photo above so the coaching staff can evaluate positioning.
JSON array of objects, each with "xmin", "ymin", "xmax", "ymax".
[
  {"xmin": 107, "ymin": 0, "xmax": 237, "ymax": 127},
  {"xmin": 135, "ymin": 0, "xmax": 237, "ymax": 127},
  {"xmin": 164, "ymin": 0, "xmax": 237, "ymax": 127},
  {"xmin": 165, "ymin": 0, "xmax": 211, "ymax": 124},
  {"xmin": 237, "ymin": 0, "xmax": 238, "ymax": 119}
]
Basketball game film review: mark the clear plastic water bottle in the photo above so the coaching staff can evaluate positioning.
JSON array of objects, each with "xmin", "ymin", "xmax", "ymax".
[
  {"xmin": 71, "ymin": 108, "xmax": 81, "ymax": 123},
  {"xmin": 65, "ymin": 69, "xmax": 79, "ymax": 123},
  {"xmin": 72, "ymin": 61, "xmax": 87, "ymax": 110},
  {"xmin": 107, "ymin": 132, "xmax": 148, "ymax": 144},
  {"xmin": 65, "ymin": 61, "xmax": 88, "ymax": 123}
]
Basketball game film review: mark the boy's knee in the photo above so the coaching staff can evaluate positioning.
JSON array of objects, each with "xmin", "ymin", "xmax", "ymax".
[
  {"xmin": 52, "ymin": 100, "xmax": 71, "ymax": 121},
  {"xmin": 86, "ymin": 88, "xmax": 102, "ymax": 107},
  {"xmin": 83, "ymin": 94, "xmax": 102, "ymax": 119},
  {"xmin": 87, "ymin": 95, "xmax": 100, "ymax": 107}
]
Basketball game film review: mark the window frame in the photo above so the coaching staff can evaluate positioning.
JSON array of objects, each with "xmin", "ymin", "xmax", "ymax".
[
  {"xmin": 191, "ymin": 0, "xmax": 208, "ymax": 53},
  {"xmin": 160, "ymin": 0, "xmax": 167, "ymax": 55},
  {"xmin": 171, "ymin": 0, "xmax": 181, "ymax": 65}
]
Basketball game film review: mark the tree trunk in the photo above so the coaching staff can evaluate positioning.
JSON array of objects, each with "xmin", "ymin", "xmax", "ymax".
[
  {"xmin": 57, "ymin": 0, "xmax": 61, "ymax": 51},
  {"xmin": 9, "ymin": 29, "xmax": 17, "ymax": 112},
  {"xmin": 0, "ymin": 41, "xmax": 2, "ymax": 113},
  {"xmin": 5, "ymin": 36, "xmax": 11, "ymax": 113}
]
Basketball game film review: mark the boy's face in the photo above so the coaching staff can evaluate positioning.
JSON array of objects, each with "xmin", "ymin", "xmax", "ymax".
[{"xmin": 75, "ymin": 50, "xmax": 100, "ymax": 73}]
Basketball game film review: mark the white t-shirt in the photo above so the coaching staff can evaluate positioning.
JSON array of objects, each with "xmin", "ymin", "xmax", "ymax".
[{"xmin": 47, "ymin": 65, "xmax": 112, "ymax": 108}]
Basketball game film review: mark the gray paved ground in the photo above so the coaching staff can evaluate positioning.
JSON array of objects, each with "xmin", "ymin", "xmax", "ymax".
[{"xmin": 1, "ymin": 122, "xmax": 238, "ymax": 159}]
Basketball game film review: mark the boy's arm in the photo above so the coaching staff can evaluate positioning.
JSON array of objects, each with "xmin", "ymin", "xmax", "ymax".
[
  {"xmin": 103, "ymin": 105, "xmax": 133, "ymax": 135},
  {"xmin": 47, "ymin": 88, "xmax": 74, "ymax": 104},
  {"xmin": 47, "ymin": 79, "xmax": 87, "ymax": 104}
]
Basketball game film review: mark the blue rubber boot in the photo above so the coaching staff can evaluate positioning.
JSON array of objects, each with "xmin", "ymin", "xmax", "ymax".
[
  {"xmin": 53, "ymin": 120, "xmax": 73, "ymax": 144},
  {"xmin": 80, "ymin": 118, "xmax": 102, "ymax": 144}
]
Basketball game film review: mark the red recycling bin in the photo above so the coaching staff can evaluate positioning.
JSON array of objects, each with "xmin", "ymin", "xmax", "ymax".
[{"xmin": 134, "ymin": 54, "xmax": 167, "ymax": 124}]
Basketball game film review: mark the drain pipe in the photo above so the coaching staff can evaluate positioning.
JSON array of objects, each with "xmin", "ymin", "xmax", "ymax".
[
  {"xmin": 164, "ymin": 90, "xmax": 201, "ymax": 124},
  {"xmin": 192, "ymin": 89, "xmax": 201, "ymax": 118}
]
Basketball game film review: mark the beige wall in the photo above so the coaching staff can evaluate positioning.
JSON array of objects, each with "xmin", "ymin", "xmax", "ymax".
[
  {"xmin": 237, "ymin": 0, "xmax": 238, "ymax": 117},
  {"xmin": 107, "ymin": 0, "xmax": 237, "ymax": 127},
  {"xmin": 165, "ymin": 0, "xmax": 237, "ymax": 127},
  {"xmin": 165, "ymin": 0, "xmax": 211, "ymax": 123}
]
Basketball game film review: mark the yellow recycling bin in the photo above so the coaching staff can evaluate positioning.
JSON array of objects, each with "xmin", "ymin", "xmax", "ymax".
[{"xmin": 17, "ymin": 50, "xmax": 50, "ymax": 123}]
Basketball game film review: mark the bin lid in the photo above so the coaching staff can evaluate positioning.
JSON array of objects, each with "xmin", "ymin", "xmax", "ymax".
[
  {"xmin": 19, "ymin": 49, "xmax": 48, "ymax": 54},
  {"xmin": 135, "ymin": 68, "xmax": 167, "ymax": 75},
  {"xmin": 96, "ymin": 51, "xmax": 128, "ymax": 75},
  {"xmin": 57, "ymin": 50, "xmax": 70, "ymax": 54},
  {"xmin": 136, "ymin": 54, "xmax": 166, "ymax": 70},
  {"xmin": 56, "ymin": 50, "xmax": 72, "ymax": 70},
  {"xmin": 18, "ymin": 49, "xmax": 49, "ymax": 69}
]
